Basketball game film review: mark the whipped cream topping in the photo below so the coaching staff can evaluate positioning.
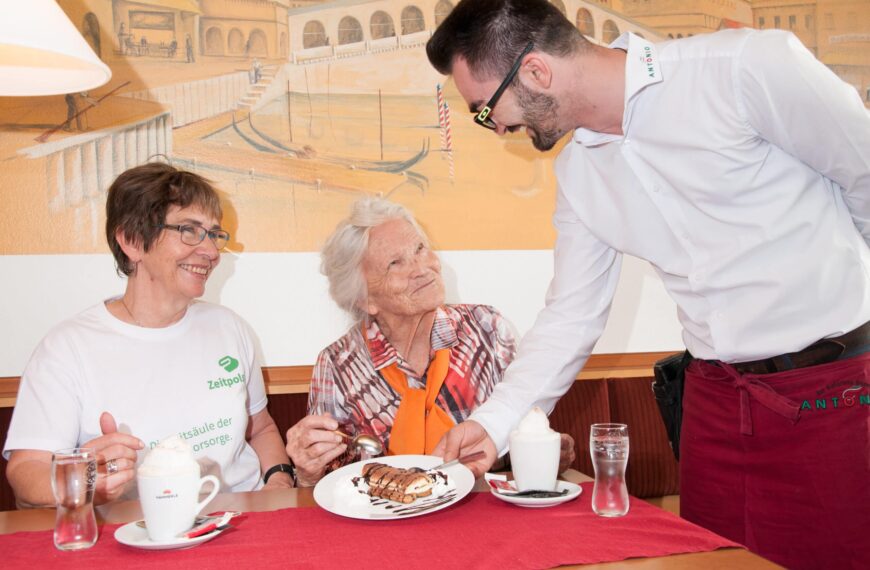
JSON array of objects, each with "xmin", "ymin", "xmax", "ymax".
[
  {"xmin": 138, "ymin": 435, "xmax": 200, "ymax": 477},
  {"xmin": 432, "ymin": 473, "xmax": 452, "ymax": 498},
  {"xmin": 335, "ymin": 475, "xmax": 371, "ymax": 510},
  {"xmin": 515, "ymin": 406, "xmax": 555, "ymax": 435}
]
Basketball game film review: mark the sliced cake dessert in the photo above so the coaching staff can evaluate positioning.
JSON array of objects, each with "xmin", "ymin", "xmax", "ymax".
[{"xmin": 360, "ymin": 462, "xmax": 435, "ymax": 504}]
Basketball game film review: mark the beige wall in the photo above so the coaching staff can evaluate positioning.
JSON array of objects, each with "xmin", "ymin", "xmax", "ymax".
[
  {"xmin": 621, "ymin": 0, "xmax": 753, "ymax": 37},
  {"xmin": 1, "ymin": 0, "xmax": 862, "ymax": 374},
  {"xmin": 1, "ymin": 0, "xmax": 866, "ymax": 259},
  {"xmin": 58, "ymin": 0, "xmax": 115, "ymax": 60}
]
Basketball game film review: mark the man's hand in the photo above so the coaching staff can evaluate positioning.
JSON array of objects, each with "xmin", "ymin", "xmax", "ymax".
[
  {"xmin": 82, "ymin": 412, "xmax": 144, "ymax": 504},
  {"xmin": 432, "ymin": 420, "xmax": 497, "ymax": 478},
  {"xmin": 284, "ymin": 414, "xmax": 347, "ymax": 487},
  {"xmin": 558, "ymin": 432, "xmax": 576, "ymax": 473}
]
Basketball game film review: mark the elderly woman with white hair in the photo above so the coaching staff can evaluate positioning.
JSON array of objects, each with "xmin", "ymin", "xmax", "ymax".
[{"xmin": 284, "ymin": 198, "xmax": 575, "ymax": 486}]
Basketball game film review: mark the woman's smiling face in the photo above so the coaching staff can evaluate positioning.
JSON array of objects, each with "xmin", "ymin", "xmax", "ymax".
[
  {"xmin": 362, "ymin": 218, "xmax": 444, "ymax": 321},
  {"xmin": 134, "ymin": 204, "xmax": 222, "ymax": 304}
]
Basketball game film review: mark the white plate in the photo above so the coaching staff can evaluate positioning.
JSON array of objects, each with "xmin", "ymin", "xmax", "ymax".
[
  {"xmin": 489, "ymin": 480, "xmax": 583, "ymax": 508},
  {"xmin": 313, "ymin": 454, "xmax": 474, "ymax": 520},
  {"xmin": 114, "ymin": 520, "xmax": 225, "ymax": 550}
]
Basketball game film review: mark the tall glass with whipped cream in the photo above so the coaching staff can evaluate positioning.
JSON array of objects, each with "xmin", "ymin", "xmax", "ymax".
[
  {"xmin": 509, "ymin": 407, "xmax": 561, "ymax": 491},
  {"xmin": 137, "ymin": 436, "xmax": 220, "ymax": 541}
]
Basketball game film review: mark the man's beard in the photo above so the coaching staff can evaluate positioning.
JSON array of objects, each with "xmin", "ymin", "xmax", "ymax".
[{"xmin": 513, "ymin": 80, "xmax": 565, "ymax": 152}]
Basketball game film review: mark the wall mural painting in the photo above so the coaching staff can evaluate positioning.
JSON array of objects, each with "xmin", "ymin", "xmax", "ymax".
[{"xmin": 0, "ymin": 0, "xmax": 867, "ymax": 256}]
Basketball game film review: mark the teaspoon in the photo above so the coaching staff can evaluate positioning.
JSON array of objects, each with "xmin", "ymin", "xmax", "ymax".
[{"xmin": 334, "ymin": 430, "xmax": 383, "ymax": 456}]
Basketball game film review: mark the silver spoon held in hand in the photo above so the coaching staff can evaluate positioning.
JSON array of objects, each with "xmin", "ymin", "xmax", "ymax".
[{"xmin": 333, "ymin": 430, "xmax": 383, "ymax": 456}]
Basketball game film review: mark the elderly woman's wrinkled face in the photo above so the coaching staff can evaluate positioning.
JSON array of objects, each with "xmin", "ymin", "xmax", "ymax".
[{"xmin": 363, "ymin": 218, "xmax": 444, "ymax": 321}]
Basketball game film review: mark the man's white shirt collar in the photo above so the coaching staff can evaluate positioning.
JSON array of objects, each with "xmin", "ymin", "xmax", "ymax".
[{"xmin": 573, "ymin": 32, "xmax": 664, "ymax": 147}]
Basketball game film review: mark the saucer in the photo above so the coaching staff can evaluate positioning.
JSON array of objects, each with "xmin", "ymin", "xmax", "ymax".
[
  {"xmin": 114, "ymin": 520, "xmax": 225, "ymax": 550},
  {"xmin": 489, "ymin": 480, "xmax": 583, "ymax": 508}
]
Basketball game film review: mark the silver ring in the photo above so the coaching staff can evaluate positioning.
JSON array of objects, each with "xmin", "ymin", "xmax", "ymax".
[{"xmin": 106, "ymin": 459, "xmax": 119, "ymax": 475}]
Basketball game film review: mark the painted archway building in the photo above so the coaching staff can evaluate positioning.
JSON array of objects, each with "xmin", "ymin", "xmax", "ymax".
[
  {"xmin": 58, "ymin": 0, "xmax": 293, "ymax": 62},
  {"xmin": 288, "ymin": 0, "xmax": 666, "ymax": 54},
  {"xmin": 285, "ymin": 0, "xmax": 665, "ymax": 95},
  {"xmin": 199, "ymin": 0, "xmax": 292, "ymax": 58}
]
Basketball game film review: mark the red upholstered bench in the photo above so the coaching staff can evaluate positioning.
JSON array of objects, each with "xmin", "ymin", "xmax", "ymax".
[
  {"xmin": 549, "ymin": 377, "xmax": 680, "ymax": 500},
  {"xmin": 0, "ymin": 368, "xmax": 680, "ymax": 511}
]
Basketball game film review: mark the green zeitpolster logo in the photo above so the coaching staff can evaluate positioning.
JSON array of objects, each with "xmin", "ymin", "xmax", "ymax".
[
  {"xmin": 219, "ymin": 355, "xmax": 239, "ymax": 372},
  {"xmin": 209, "ymin": 356, "xmax": 245, "ymax": 390}
]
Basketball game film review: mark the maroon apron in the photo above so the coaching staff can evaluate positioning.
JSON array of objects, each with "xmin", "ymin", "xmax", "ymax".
[{"xmin": 680, "ymin": 354, "xmax": 870, "ymax": 569}]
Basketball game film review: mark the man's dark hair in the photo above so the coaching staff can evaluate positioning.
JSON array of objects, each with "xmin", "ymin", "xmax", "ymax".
[
  {"xmin": 427, "ymin": 0, "xmax": 586, "ymax": 79},
  {"xmin": 105, "ymin": 162, "xmax": 222, "ymax": 276}
]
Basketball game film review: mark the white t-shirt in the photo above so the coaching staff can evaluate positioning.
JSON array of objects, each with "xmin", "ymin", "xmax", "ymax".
[{"xmin": 4, "ymin": 300, "xmax": 267, "ymax": 498}]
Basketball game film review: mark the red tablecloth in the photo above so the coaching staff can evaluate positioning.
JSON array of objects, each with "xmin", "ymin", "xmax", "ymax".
[{"xmin": 3, "ymin": 483, "xmax": 742, "ymax": 569}]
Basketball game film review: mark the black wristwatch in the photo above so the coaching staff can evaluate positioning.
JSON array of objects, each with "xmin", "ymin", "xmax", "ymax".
[{"xmin": 263, "ymin": 462, "xmax": 297, "ymax": 486}]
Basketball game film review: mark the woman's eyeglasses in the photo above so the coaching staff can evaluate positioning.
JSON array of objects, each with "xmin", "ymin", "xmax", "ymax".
[
  {"xmin": 473, "ymin": 42, "xmax": 535, "ymax": 130},
  {"xmin": 158, "ymin": 224, "xmax": 230, "ymax": 250}
]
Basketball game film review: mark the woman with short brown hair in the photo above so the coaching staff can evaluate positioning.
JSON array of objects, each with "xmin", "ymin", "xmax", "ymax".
[{"xmin": 4, "ymin": 162, "xmax": 292, "ymax": 508}]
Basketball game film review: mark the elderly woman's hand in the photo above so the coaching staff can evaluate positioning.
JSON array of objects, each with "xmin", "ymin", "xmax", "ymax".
[
  {"xmin": 285, "ymin": 414, "xmax": 348, "ymax": 487},
  {"xmin": 558, "ymin": 432, "xmax": 576, "ymax": 473},
  {"xmin": 83, "ymin": 412, "xmax": 145, "ymax": 505}
]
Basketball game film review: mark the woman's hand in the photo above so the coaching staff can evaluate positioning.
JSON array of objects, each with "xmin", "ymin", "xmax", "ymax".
[
  {"xmin": 284, "ymin": 414, "xmax": 347, "ymax": 487},
  {"xmin": 558, "ymin": 432, "xmax": 576, "ymax": 473},
  {"xmin": 82, "ymin": 412, "xmax": 145, "ymax": 505}
]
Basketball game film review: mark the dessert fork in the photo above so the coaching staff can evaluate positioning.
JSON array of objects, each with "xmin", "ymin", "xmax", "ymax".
[{"xmin": 427, "ymin": 450, "xmax": 488, "ymax": 471}]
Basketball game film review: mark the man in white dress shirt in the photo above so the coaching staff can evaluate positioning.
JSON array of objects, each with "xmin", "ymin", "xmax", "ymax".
[{"xmin": 426, "ymin": 1, "xmax": 869, "ymax": 568}]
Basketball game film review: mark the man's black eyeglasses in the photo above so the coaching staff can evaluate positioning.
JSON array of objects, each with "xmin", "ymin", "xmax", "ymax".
[
  {"xmin": 473, "ymin": 42, "xmax": 535, "ymax": 130},
  {"xmin": 158, "ymin": 224, "xmax": 230, "ymax": 250}
]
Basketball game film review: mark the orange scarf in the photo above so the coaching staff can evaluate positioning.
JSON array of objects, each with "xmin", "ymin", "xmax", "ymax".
[{"xmin": 368, "ymin": 336, "xmax": 455, "ymax": 455}]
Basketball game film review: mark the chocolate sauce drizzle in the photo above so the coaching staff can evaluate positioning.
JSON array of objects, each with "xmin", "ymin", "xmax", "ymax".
[{"xmin": 383, "ymin": 492, "xmax": 458, "ymax": 516}]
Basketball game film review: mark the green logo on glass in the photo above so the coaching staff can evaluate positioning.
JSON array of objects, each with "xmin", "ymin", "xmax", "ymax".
[{"xmin": 219, "ymin": 356, "xmax": 239, "ymax": 373}]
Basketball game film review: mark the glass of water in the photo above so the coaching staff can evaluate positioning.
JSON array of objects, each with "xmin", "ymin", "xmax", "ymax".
[
  {"xmin": 589, "ymin": 423, "xmax": 630, "ymax": 517},
  {"xmin": 51, "ymin": 447, "xmax": 98, "ymax": 550}
]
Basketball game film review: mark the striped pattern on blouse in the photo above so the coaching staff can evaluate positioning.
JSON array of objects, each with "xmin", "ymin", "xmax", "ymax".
[{"xmin": 308, "ymin": 305, "xmax": 516, "ymax": 457}]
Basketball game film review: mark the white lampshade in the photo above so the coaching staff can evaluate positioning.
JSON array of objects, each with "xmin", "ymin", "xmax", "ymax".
[{"xmin": 0, "ymin": 0, "xmax": 112, "ymax": 96}]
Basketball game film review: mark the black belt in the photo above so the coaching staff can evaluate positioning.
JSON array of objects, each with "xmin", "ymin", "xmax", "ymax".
[{"xmin": 731, "ymin": 320, "xmax": 870, "ymax": 375}]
